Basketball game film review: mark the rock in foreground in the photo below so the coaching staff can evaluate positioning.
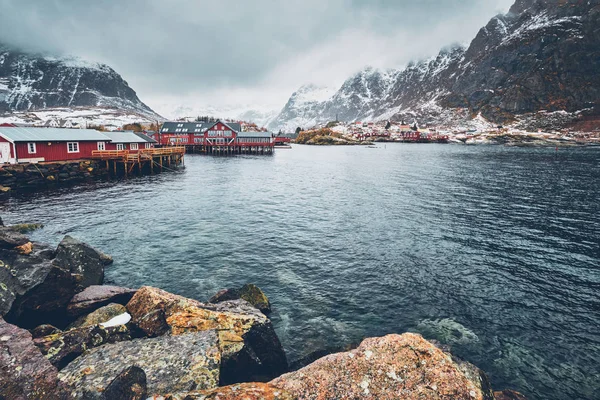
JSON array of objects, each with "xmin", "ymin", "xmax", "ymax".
[
  {"xmin": 0, "ymin": 318, "xmax": 69, "ymax": 400},
  {"xmin": 127, "ymin": 286, "xmax": 287, "ymax": 384},
  {"xmin": 59, "ymin": 330, "xmax": 221, "ymax": 399},
  {"xmin": 271, "ymin": 333, "xmax": 493, "ymax": 400},
  {"xmin": 209, "ymin": 284, "xmax": 272, "ymax": 314}
]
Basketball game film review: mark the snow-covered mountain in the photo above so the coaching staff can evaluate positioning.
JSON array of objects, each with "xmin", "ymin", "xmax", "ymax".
[
  {"xmin": 267, "ymin": 84, "xmax": 338, "ymax": 132},
  {"xmin": 0, "ymin": 43, "xmax": 160, "ymax": 121},
  {"xmin": 270, "ymin": 0, "xmax": 600, "ymax": 131},
  {"xmin": 156, "ymin": 103, "xmax": 279, "ymax": 128}
]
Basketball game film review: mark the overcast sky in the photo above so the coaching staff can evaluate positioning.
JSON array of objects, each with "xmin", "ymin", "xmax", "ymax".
[{"xmin": 0, "ymin": 0, "xmax": 514, "ymax": 117}]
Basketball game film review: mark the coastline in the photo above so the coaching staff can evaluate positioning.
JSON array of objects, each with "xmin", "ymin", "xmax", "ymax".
[{"xmin": 0, "ymin": 223, "xmax": 527, "ymax": 399}]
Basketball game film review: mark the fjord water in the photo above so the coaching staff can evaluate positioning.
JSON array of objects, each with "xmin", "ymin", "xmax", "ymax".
[{"xmin": 2, "ymin": 144, "xmax": 599, "ymax": 400}]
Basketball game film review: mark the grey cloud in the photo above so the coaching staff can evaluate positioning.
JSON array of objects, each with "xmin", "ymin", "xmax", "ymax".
[{"xmin": 0, "ymin": 0, "xmax": 514, "ymax": 113}]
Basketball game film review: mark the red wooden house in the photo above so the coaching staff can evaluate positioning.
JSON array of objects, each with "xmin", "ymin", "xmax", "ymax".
[{"xmin": 0, "ymin": 127, "xmax": 112, "ymax": 164}]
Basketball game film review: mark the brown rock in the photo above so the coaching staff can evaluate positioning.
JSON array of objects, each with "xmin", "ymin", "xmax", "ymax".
[
  {"xmin": 209, "ymin": 284, "xmax": 272, "ymax": 314},
  {"xmin": 271, "ymin": 333, "xmax": 493, "ymax": 400},
  {"xmin": 66, "ymin": 303, "xmax": 127, "ymax": 330},
  {"xmin": 164, "ymin": 382, "xmax": 296, "ymax": 400},
  {"xmin": 16, "ymin": 242, "xmax": 33, "ymax": 255},
  {"xmin": 67, "ymin": 285, "xmax": 136, "ymax": 317},
  {"xmin": 34, "ymin": 324, "xmax": 131, "ymax": 369},
  {"xmin": 103, "ymin": 366, "xmax": 147, "ymax": 400},
  {"xmin": 127, "ymin": 286, "xmax": 288, "ymax": 384},
  {"xmin": 31, "ymin": 324, "xmax": 62, "ymax": 339},
  {"xmin": 494, "ymin": 389, "xmax": 528, "ymax": 400},
  {"xmin": 0, "ymin": 317, "xmax": 70, "ymax": 399}
]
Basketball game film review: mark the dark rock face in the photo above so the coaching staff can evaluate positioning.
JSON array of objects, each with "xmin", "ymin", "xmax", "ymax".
[
  {"xmin": 58, "ymin": 331, "xmax": 221, "ymax": 399},
  {"xmin": 271, "ymin": 0, "xmax": 600, "ymax": 129},
  {"xmin": 0, "ymin": 42, "xmax": 158, "ymax": 118},
  {"xmin": 0, "ymin": 318, "xmax": 69, "ymax": 400},
  {"xmin": 494, "ymin": 389, "xmax": 528, "ymax": 400},
  {"xmin": 209, "ymin": 284, "xmax": 272, "ymax": 314},
  {"xmin": 53, "ymin": 235, "xmax": 111, "ymax": 292},
  {"xmin": 2, "ymin": 234, "xmax": 111, "ymax": 328},
  {"xmin": 102, "ymin": 366, "xmax": 147, "ymax": 400},
  {"xmin": 34, "ymin": 324, "xmax": 131, "ymax": 369},
  {"xmin": 67, "ymin": 285, "xmax": 136, "ymax": 317}
]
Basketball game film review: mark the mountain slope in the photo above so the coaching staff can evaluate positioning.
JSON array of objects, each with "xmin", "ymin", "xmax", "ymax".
[
  {"xmin": 0, "ymin": 43, "xmax": 160, "ymax": 119},
  {"xmin": 270, "ymin": 0, "xmax": 600, "ymax": 131}
]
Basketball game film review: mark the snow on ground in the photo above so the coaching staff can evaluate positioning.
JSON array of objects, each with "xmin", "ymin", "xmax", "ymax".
[
  {"xmin": 0, "ymin": 107, "xmax": 157, "ymax": 129},
  {"xmin": 100, "ymin": 313, "xmax": 131, "ymax": 328}
]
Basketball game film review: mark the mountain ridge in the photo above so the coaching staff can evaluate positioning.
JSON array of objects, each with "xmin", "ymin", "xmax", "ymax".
[{"xmin": 269, "ymin": 0, "xmax": 600, "ymax": 131}]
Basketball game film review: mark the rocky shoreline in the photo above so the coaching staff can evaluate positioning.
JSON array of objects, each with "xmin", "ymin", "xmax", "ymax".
[{"xmin": 0, "ymin": 222, "xmax": 527, "ymax": 399}]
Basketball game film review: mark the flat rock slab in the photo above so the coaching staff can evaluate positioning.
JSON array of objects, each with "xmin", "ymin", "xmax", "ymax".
[
  {"xmin": 0, "ymin": 318, "xmax": 69, "ymax": 400},
  {"xmin": 163, "ymin": 382, "xmax": 295, "ymax": 400},
  {"xmin": 271, "ymin": 333, "xmax": 492, "ymax": 400},
  {"xmin": 67, "ymin": 285, "xmax": 137, "ymax": 317},
  {"xmin": 59, "ymin": 330, "xmax": 221, "ymax": 399}
]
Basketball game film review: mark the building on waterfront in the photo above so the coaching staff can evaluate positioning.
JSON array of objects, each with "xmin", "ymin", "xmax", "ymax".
[
  {"xmin": 0, "ymin": 127, "xmax": 160, "ymax": 164},
  {"xmin": 0, "ymin": 127, "xmax": 113, "ymax": 164},
  {"xmin": 158, "ymin": 120, "xmax": 275, "ymax": 154}
]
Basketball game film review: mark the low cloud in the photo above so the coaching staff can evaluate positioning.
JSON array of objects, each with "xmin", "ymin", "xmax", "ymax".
[{"xmin": 0, "ymin": 0, "xmax": 514, "ymax": 116}]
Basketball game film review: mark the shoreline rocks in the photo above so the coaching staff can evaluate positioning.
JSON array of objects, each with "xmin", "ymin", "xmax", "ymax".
[{"xmin": 0, "ymin": 226, "xmax": 526, "ymax": 400}]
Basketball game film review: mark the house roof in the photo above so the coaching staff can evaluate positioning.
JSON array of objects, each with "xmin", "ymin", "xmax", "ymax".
[
  {"xmin": 0, "ymin": 127, "xmax": 110, "ymax": 142},
  {"xmin": 160, "ymin": 121, "xmax": 243, "ymax": 134},
  {"xmin": 133, "ymin": 132, "xmax": 157, "ymax": 143},
  {"xmin": 101, "ymin": 131, "xmax": 152, "ymax": 144},
  {"xmin": 237, "ymin": 131, "xmax": 273, "ymax": 138}
]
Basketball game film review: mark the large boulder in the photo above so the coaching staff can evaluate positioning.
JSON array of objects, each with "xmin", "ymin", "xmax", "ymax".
[
  {"xmin": 0, "ymin": 317, "xmax": 70, "ymax": 399},
  {"xmin": 34, "ymin": 323, "xmax": 131, "ymax": 369},
  {"xmin": 67, "ymin": 285, "xmax": 137, "ymax": 317},
  {"xmin": 164, "ymin": 383, "xmax": 295, "ymax": 400},
  {"xmin": 1, "ymin": 233, "xmax": 113, "ymax": 328},
  {"xmin": 58, "ymin": 330, "xmax": 221, "ymax": 399},
  {"xmin": 66, "ymin": 303, "xmax": 127, "ymax": 330},
  {"xmin": 209, "ymin": 284, "xmax": 272, "ymax": 314},
  {"xmin": 127, "ymin": 286, "xmax": 288, "ymax": 384},
  {"xmin": 270, "ymin": 333, "xmax": 494, "ymax": 400},
  {"xmin": 53, "ymin": 235, "xmax": 112, "ymax": 292}
]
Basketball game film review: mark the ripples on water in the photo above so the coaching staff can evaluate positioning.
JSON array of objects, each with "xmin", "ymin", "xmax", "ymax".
[{"xmin": 1, "ymin": 144, "xmax": 599, "ymax": 400}]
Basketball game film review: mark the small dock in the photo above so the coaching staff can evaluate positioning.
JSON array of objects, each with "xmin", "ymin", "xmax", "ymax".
[{"xmin": 90, "ymin": 147, "xmax": 185, "ymax": 176}]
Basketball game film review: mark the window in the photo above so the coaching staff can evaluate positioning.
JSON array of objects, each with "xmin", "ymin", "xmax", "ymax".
[
  {"xmin": 27, "ymin": 143, "xmax": 36, "ymax": 154},
  {"xmin": 162, "ymin": 128, "xmax": 168, "ymax": 132},
  {"xmin": 130, "ymin": 143, "xmax": 139, "ymax": 151},
  {"xmin": 177, "ymin": 123, "xmax": 183, "ymax": 127},
  {"xmin": 67, "ymin": 142, "xmax": 79, "ymax": 153},
  {"xmin": 145, "ymin": 143, "xmax": 152, "ymax": 149},
  {"xmin": 97, "ymin": 142, "xmax": 106, "ymax": 151},
  {"xmin": 117, "ymin": 144, "xmax": 125, "ymax": 151}
]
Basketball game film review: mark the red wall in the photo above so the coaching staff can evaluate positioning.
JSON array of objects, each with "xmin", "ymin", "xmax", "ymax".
[{"xmin": 15, "ymin": 141, "xmax": 103, "ymax": 162}]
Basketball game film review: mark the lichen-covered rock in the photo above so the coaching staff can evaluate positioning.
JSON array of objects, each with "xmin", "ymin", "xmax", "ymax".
[
  {"xmin": 8, "ymin": 223, "xmax": 44, "ymax": 234},
  {"xmin": 34, "ymin": 324, "xmax": 131, "ymax": 369},
  {"xmin": 0, "ymin": 317, "xmax": 70, "ymax": 399},
  {"xmin": 127, "ymin": 287, "xmax": 288, "ymax": 384},
  {"xmin": 0, "ymin": 226, "xmax": 30, "ymax": 249},
  {"xmin": 66, "ymin": 303, "xmax": 127, "ymax": 330},
  {"xmin": 102, "ymin": 366, "xmax": 147, "ymax": 400},
  {"xmin": 31, "ymin": 324, "xmax": 62, "ymax": 338},
  {"xmin": 163, "ymin": 383, "xmax": 296, "ymax": 400},
  {"xmin": 209, "ymin": 284, "xmax": 272, "ymax": 314},
  {"xmin": 67, "ymin": 285, "xmax": 137, "ymax": 317},
  {"xmin": 53, "ymin": 235, "xmax": 111, "ymax": 292},
  {"xmin": 271, "ymin": 333, "xmax": 493, "ymax": 400},
  {"xmin": 59, "ymin": 331, "xmax": 221, "ymax": 399}
]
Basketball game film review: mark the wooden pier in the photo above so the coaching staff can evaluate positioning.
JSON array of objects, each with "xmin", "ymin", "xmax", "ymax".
[
  {"xmin": 90, "ymin": 146, "xmax": 185, "ymax": 176},
  {"xmin": 182, "ymin": 144, "xmax": 274, "ymax": 155}
]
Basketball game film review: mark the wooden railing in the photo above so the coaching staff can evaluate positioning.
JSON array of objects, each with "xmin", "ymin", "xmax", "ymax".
[
  {"xmin": 91, "ymin": 150, "xmax": 129, "ymax": 159},
  {"xmin": 91, "ymin": 147, "xmax": 185, "ymax": 160}
]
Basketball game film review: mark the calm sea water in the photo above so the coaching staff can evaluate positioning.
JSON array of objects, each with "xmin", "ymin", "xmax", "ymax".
[{"xmin": 1, "ymin": 144, "xmax": 599, "ymax": 400}]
